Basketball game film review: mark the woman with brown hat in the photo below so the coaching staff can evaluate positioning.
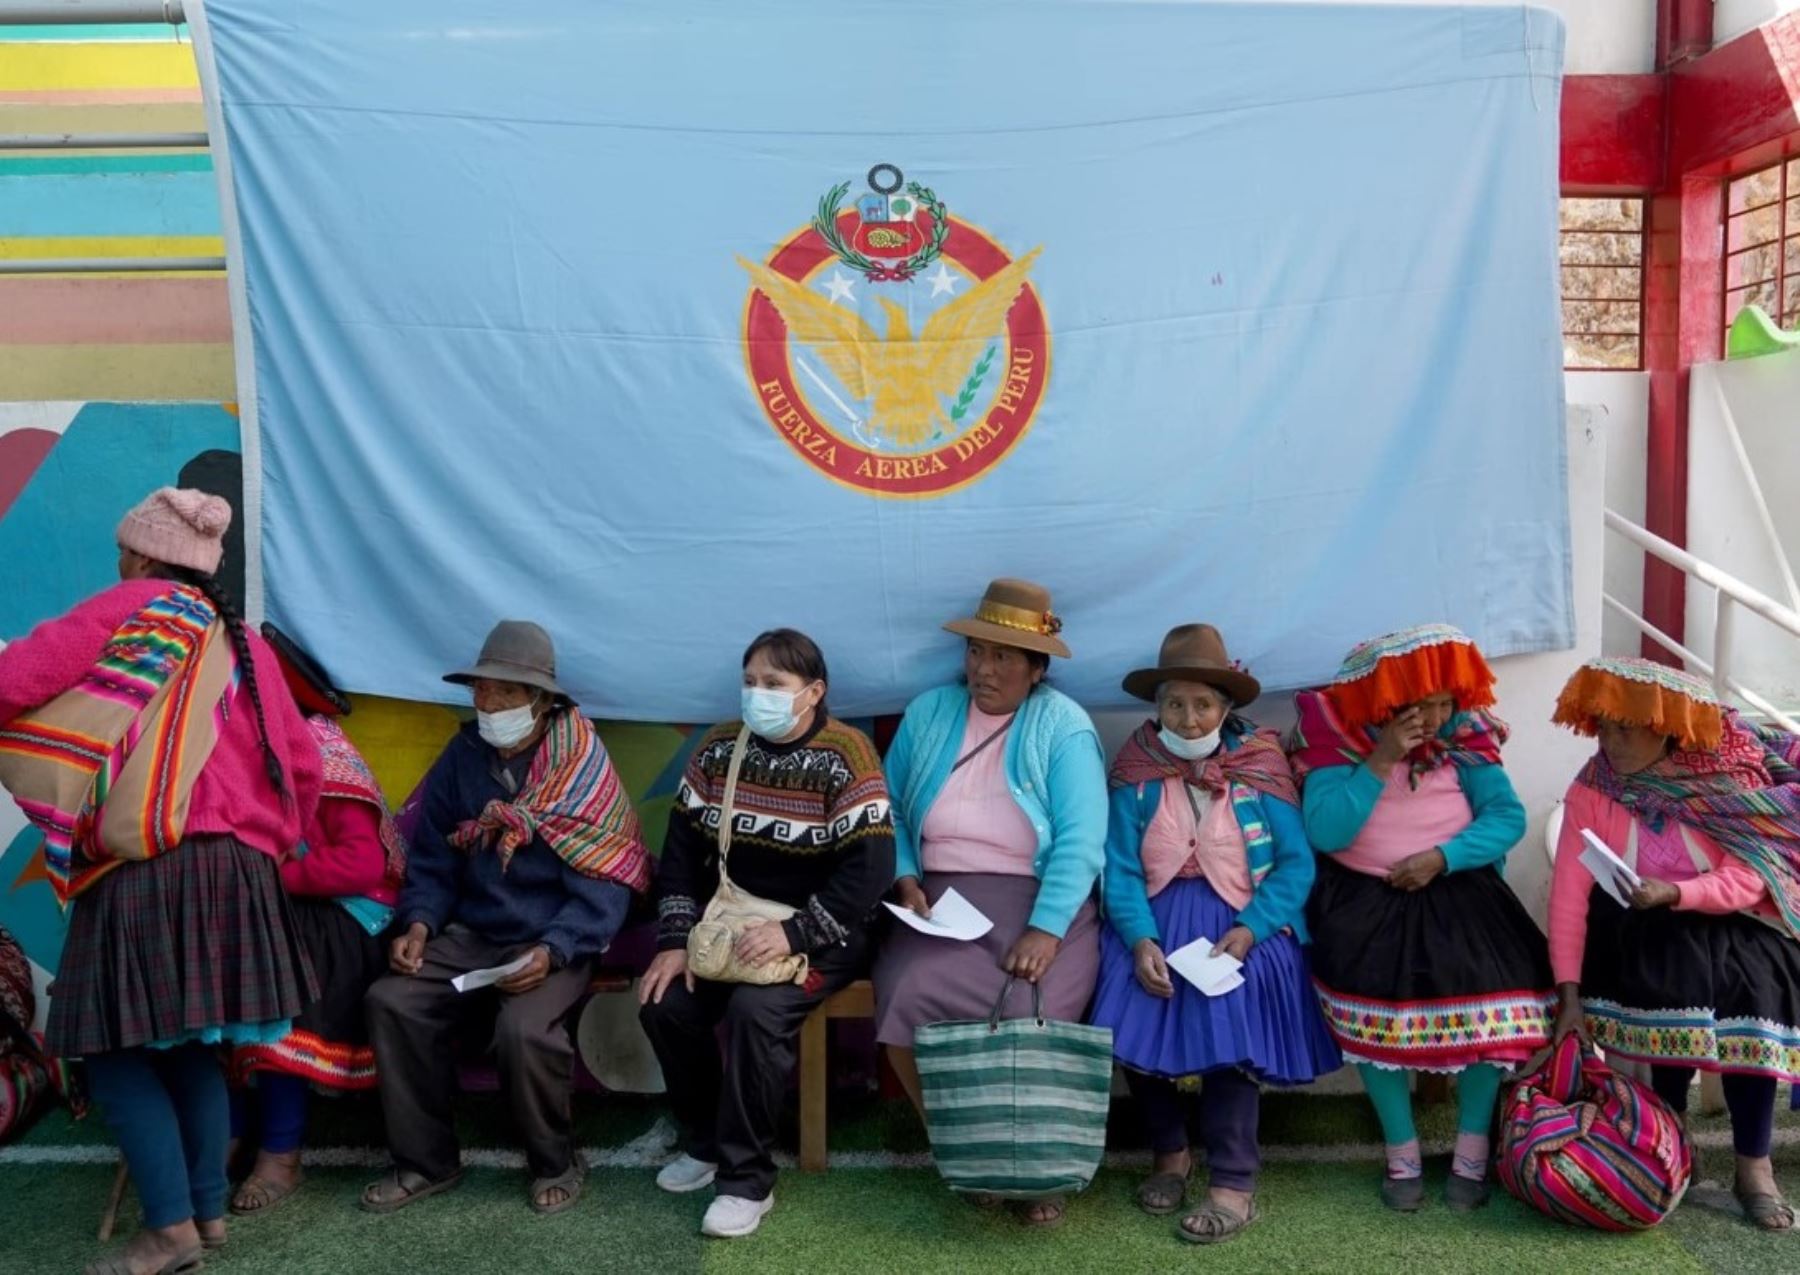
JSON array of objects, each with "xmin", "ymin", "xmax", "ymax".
[
  {"xmin": 1091, "ymin": 624, "xmax": 1340, "ymax": 1244},
  {"xmin": 0, "ymin": 488, "xmax": 321, "ymax": 1274},
  {"xmin": 873, "ymin": 578, "xmax": 1108, "ymax": 1228}
]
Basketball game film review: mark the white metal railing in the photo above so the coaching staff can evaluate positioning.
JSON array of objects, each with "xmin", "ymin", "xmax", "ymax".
[
  {"xmin": 1603, "ymin": 508, "xmax": 1800, "ymax": 733},
  {"xmin": 0, "ymin": 0, "xmax": 215, "ymax": 275}
]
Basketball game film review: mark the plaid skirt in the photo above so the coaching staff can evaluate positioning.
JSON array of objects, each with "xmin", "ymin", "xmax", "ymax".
[{"xmin": 46, "ymin": 836, "xmax": 317, "ymax": 1059}]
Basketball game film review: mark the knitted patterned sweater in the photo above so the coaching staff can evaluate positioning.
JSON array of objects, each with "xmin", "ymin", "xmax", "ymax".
[{"xmin": 655, "ymin": 714, "xmax": 895, "ymax": 955}]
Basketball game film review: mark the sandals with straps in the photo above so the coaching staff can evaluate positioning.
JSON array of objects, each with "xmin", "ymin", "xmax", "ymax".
[
  {"xmin": 1178, "ymin": 1198, "xmax": 1258, "ymax": 1245},
  {"xmin": 1735, "ymin": 1186, "xmax": 1796, "ymax": 1232},
  {"xmin": 1014, "ymin": 1196, "xmax": 1067, "ymax": 1229},
  {"xmin": 530, "ymin": 1161, "xmax": 587, "ymax": 1216},
  {"xmin": 1136, "ymin": 1170, "xmax": 1191, "ymax": 1216},
  {"xmin": 83, "ymin": 1244, "xmax": 203, "ymax": 1275},
  {"xmin": 230, "ymin": 1171, "xmax": 304, "ymax": 1216},
  {"xmin": 359, "ymin": 1168, "xmax": 465, "ymax": 1215}
]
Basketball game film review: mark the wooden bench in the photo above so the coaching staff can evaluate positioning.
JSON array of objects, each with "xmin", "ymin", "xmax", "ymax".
[{"xmin": 797, "ymin": 979, "xmax": 876, "ymax": 1172}]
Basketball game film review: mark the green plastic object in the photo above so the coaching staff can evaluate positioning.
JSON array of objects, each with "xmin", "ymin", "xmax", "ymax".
[{"xmin": 1727, "ymin": 304, "xmax": 1800, "ymax": 360}]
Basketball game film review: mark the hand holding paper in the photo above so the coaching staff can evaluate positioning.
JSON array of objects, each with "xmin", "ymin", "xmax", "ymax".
[
  {"xmin": 1578, "ymin": 829, "xmax": 1642, "ymax": 909},
  {"xmin": 882, "ymin": 887, "xmax": 993, "ymax": 942},
  {"xmin": 451, "ymin": 952, "xmax": 536, "ymax": 993},
  {"xmin": 1165, "ymin": 936, "xmax": 1245, "ymax": 997}
]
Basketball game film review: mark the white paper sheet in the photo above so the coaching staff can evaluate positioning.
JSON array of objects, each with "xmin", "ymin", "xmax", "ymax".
[
  {"xmin": 1165, "ymin": 936, "xmax": 1245, "ymax": 997},
  {"xmin": 451, "ymin": 952, "xmax": 536, "ymax": 993},
  {"xmin": 882, "ymin": 887, "xmax": 994, "ymax": 941},
  {"xmin": 1579, "ymin": 828, "xmax": 1642, "ymax": 908}
]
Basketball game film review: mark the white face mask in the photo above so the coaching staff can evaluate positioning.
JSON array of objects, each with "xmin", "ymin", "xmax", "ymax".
[
  {"xmin": 742, "ymin": 686, "xmax": 809, "ymax": 740},
  {"xmin": 478, "ymin": 702, "xmax": 539, "ymax": 750},
  {"xmin": 1159, "ymin": 724, "xmax": 1222, "ymax": 760}
]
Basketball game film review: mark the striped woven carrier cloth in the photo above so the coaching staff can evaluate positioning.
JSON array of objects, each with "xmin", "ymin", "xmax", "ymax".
[
  {"xmin": 0, "ymin": 585, "xmax": 238, "ymax": 905},
  {"xmin": 914, "ymin": 977, "xmax": 1114, "ymax": 1200},
  {"xmin": 1497, "ymin": 1034, "xmax": 1692, "ymax": 1230}
]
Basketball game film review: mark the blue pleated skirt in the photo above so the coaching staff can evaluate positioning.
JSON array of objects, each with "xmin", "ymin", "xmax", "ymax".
[{"xmin": 1090, "ymin": 877, "xmax": 1341, "ymax": 1085}]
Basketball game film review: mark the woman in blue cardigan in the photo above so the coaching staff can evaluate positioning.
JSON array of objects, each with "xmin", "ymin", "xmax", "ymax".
[
  {"xmin": 1090, "ymin": 625, "xmax": 1340, "ymax": 1245},
  {"xmin": 873, "ymin": 578, "xmax": 1107, "ymax": 1229}
]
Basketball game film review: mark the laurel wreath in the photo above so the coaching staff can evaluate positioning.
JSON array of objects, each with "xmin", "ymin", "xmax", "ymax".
[
  {"xmin": 813, "ymin": 180, "xmax": 950, "ymax": 282},
  {"xmin": 949, "ymin": 345, "xmax": 998, "ymax": 424}
]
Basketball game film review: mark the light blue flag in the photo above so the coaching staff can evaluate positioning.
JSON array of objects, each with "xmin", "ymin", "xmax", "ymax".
[{"xmin": 191, "ymin": 0, "xmax": 1571, "ymax": 721}]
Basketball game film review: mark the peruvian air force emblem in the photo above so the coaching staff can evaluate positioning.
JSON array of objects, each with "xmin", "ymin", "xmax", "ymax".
[{"xmin": 740, "ymin": 164, "xmax": 1049, "ymax": 498}]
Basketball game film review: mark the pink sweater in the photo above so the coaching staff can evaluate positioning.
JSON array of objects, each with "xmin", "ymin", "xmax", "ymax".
[
  {"xmin": 919, "ymin": 705, "xmax": 1038, "ymax": 876},
  {"xmin": 0, "ymin": 579, "xmax": 321, "ymax": 862},
  {"xmin": 1547, "ymin": 780, "xmax": 1776, "ymax": 984},
  {"xmin": 1335, "ymin": 765, "xmax": 1472, "ymax": 877},
  {"xmin": 282, "ymin": 798, "xmax": 396, "ymax": 904}
]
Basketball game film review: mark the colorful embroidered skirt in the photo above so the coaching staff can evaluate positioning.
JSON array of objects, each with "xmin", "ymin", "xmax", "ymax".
[
  {"xmin": 1578, "ymin": 888, "xmax": 1800, "ymax": 1081},
  {"xmin": 1090, "ymin": 877, "xmax": 1341, "ymax": 1085},
  {"xmin": 46, "ymin": 836, "xmax": 317, "ymax": 1059},
  {"xmin": 1306, "ymin": 856, "xmax": 1554, "ymax": 1071},
  {"xmin": 233, "ymin": 896, "xmax": 385, "ymax": 1091}
]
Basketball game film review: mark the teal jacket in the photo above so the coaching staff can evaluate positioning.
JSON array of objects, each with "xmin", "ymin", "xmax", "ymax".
[
  {"xmin": 1301, "ymin": 758, "xmax": 1526, "ymax": 874},
  {"xmin": 886, "ymin": 683, "xmax": 1107, "ymax": 938},
  {"xmin": 1102, "ymin": 724, "xmax": 1315, "ymax": 950}
]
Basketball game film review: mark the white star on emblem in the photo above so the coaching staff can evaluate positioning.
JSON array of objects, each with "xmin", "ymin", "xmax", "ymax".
[
  {"xmin": 821, "ymin": 272, "xmax": 856, "ymax": 305},
  {"xmin": 927, "ymin": 263, "xmax": 960, "ymax": 298}
]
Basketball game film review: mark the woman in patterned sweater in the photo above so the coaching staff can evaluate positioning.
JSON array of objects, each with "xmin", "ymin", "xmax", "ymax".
[{"xmin": 639, "ymin": 628, "xmax": 893, "ymax": 1239}]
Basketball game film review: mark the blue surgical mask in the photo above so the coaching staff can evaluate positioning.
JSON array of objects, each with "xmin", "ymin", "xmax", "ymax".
[
  {"xmin": 742, "ymin": 686, "xmax": 807, "ymax": 740},
  {"xmin": 1159, "ymin": 724, "xmax": 1222, "ymax": 760}
]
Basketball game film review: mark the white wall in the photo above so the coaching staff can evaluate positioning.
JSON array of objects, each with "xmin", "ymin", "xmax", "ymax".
[
  {"xmin": 1716, "ymin": 0, "xmax": 1800, "ymax": 46},
  {"xmin": 1567, "ymin": 372, "xmax": 1650, "ymax": 656},
  {"xmin": 1683, "ymin": 350, "xmax": 1800, "ymax": 716},
  {"xmin": 1276, "ymin": 0, "xmax": 1656, "ymax": 73}
]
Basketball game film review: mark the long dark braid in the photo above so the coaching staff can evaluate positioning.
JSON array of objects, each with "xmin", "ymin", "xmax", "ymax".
[{"xmin": 168, "ymin": 566, "xmax": 287, "ymax": 798}]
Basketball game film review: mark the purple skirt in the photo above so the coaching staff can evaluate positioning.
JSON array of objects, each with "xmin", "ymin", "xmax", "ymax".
[
  {"xmin": 873, "ymin": 872, "xmax": 1100, "ymax": 1047},
  {"xmin": 1090, "ymin": 877, "xmax": 1341, "ymax": 1085}
]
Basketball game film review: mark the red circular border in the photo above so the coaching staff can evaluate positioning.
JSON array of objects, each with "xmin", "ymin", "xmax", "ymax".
[{"xmin": 744, "ymin": 211, "xmax": 1049, "ymax": 498}]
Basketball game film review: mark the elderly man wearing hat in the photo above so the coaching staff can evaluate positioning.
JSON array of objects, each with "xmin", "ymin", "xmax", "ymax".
[
  {"xmin": 1090, "ymin": 624, "xmax": 1340, "ymax": 1245},
  {"xmin": 872, "ymin": 578, "xmax": 1108, "ymax": 1229},
  {"xmin": 361, "ymin": 621, "xmax": 651, "ymax": 1217}
]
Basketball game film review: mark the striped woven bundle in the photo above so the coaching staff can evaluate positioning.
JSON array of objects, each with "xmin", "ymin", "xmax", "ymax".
[
  {"xmin": 0, "ymin": 585, "xmax": 237, "ymax": 904},
  {"xmin": 1497, "ymin": 1034, "xmax": 1691, "ymax": 1231},
  {"xmin": 914, "ymin": 980, "xmax": 1114, "ymax": 1199}
]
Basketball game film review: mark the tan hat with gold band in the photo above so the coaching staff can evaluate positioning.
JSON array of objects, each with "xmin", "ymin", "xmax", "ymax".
[{"xmin": 942, "ymin": 578, "xmax": 1071, "ymax": 659}]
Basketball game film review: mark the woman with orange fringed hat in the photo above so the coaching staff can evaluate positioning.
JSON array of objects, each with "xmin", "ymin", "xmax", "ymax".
[
  {"xmin": 1287, "ymin": 625, "xmax": 1553, "ymax": 1214},
  {"xmin": 1547, "ymin": 657, "xmax": 1800, "ymax": 1231}
]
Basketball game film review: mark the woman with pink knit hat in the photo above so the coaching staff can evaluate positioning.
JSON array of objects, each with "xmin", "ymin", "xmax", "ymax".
[{"xmin": 0, "ymin": 488, "xmax": 321, "ymax": 1275}]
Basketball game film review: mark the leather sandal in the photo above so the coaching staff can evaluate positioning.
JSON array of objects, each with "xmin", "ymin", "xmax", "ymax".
[
  {"xmin": 229, "ymin": 1171, "xmax": 304, "ymax": 1216},
  {"xmin": 1014, "ymin": 1196, "xmax": 1067, "ymax": 1229},
  {"xmin": 1178, "ymin": 1198, "xmax": 1258, "ymax": 1245},
  {"xmin": 1734, "ymin": 1185, "xmax": 1796, "ymax": 1231},
  {"xmin": 1136, "ymin": 1170, "xmax": 1191, "ymax": 1216},
  {"xmin": 358, "ymin": 1168, "xmax": 465, "ymax": 1214},
  {"xmin": 529, "ymin": 1161, "xmax": 586, "ymax": 1216},
  {"xmin": 83, "ymin": 1243, "xmax": 203, "ymax": 1275}
]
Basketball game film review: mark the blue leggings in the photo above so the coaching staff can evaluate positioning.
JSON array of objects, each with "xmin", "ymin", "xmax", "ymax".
[
  {"xmin": 228, "ymin": 1073, "xmax": 310, "ymax": 1155},
  {"xmin": 85, "ymin": 1045, "xmax": 230, "ymax": 1229}
]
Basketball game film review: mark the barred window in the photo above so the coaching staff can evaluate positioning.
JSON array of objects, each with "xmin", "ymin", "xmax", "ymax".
[
  {"xmin": 1560, "ymin": 198, "xmax": 1644, "ymax": 370},
  {"xmin": 1724, "ymin": 160, "xmax": 1800, "ymax": 347}
]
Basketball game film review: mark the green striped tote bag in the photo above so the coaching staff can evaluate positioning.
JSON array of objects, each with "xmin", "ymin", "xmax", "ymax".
[{"xmin": 914, "ymin": 976, "xmax": 1114, "ymax": 1199}]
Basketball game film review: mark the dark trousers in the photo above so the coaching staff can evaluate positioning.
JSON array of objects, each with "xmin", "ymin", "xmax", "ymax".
[
  {"xmin": 228, "ymin": 1073, "xmax": 310, "ymax": 1155},
  {"xmin": 365, "ymin": 928, "xmax": 592, "ymax": 1180},
  {"xmin": 639, "ymin": 937, "xmax": 868, "ymax": 1200},
  {"xmin": 87, "ymin": 1044, "xmax": 230, "ymax": 1229},
  {"xmin": 1651, "ymin": 1066, "xmax": 1777, "ymax": 1157},
  {"xmin": 1126, "ymin": 1066, "xmax": 1262, "ymax": 1192}
]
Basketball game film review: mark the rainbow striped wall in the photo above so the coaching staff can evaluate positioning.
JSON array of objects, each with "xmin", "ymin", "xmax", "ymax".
[{"xmin": 0, "ymin": 24, "xmax": 233, "ymax": 400}]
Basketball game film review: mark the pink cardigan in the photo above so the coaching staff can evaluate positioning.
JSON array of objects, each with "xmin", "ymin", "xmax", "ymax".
[
  {"xmin": 282, "ymin": 798, "xmax": 397, "ymax": 904},
  {"xmin": 1547, "ymin": 779, "xmax": 1776, "ymax": 984},
  {"xmin": 0, "ymin": 579, "xmax": 321, "ymax": 862}
]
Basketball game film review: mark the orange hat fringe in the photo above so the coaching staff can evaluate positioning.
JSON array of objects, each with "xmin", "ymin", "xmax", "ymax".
[
  {"xmin": 1551, "ymin": 663, "xmax": 1723, "ymax": 752},
  {"xmin": 1323, "ymin": 641, "xmax": 1497, "ymax": 733}
]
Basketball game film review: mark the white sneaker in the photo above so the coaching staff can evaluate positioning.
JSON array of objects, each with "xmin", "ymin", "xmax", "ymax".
[
  {"xmin": 655, "ymin": 1154, "xmax": 717, "ymax": 1194},
  {"xmin": 701, "ymin": 1192, "xmax": 774, "ymax": 1238}
]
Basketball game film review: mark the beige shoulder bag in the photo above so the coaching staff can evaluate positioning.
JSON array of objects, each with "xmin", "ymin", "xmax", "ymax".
[{"xmin": 685, "ymin": 726, "xmax": 810, "ymax": 986}]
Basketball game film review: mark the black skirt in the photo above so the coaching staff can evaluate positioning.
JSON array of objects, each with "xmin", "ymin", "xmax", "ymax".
[
  {"xmin": 233, "ymin": 897, "xmax": 387, "ymax": 1090},
  {"xmin": 1580, "ymin": 887, "xmax": 1800, "ymax": 1080},
  {"xmin": 46, "ymin": 837, "xmax": 317, "ymax": 1059},
  {"xmin": 1306, "ymin": 855, "xmax": 1554, "ymax": 1071}
]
